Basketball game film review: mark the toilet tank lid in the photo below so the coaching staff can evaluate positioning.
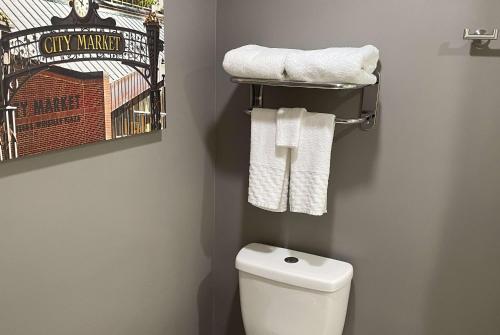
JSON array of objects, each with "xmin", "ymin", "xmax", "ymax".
[{"xmin": 235, "ymin": 243, "xmax": 353, "ymax": 293}]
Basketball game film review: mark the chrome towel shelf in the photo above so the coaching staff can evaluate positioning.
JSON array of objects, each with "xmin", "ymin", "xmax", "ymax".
[{"xmin": 231, "ymin": 75, "xmax": 380, "ymax": 130}]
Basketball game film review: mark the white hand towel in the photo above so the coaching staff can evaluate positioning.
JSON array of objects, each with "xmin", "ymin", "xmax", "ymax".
[
  {"xmin": 290, "ymin": 112, "xmax": 336, "ymax": 216},
  {"xmin": 276, "ymin": 108, "xmax": 305, "ymax": 148},
  {"xmin": 223, "ymin": 45, "xmax": 296, "ymax": 80},
  {"xmin": 248, "ymin": 108, "xmax": 290, "ymax": 212},
  {"xmin": 285, "ymin": 45, "xmax": 379, "ymax": 84}
]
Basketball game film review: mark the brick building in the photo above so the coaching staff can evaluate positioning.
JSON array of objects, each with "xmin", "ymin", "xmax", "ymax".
[{"xmin": 11, "ymin": 67, "xmax": 112, "ymax": 157}]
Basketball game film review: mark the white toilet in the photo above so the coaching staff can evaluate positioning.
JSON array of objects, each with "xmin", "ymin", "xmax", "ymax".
[{"xmin": 236, "ymin": 243, "xmax": 353, "ymax": 335}]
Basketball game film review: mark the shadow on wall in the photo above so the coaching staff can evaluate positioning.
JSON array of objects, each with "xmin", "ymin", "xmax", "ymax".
[
  {"xmin": 0, "ymin": 131, "xmax": 162, "ymax": 179},
  {"xmin": 185, "ymin": 67, "xmax": 218, "ymax": 159},
  {"xmin": 197, "ymin": 274, "xmax": 213, "ymax": 335},
  {"xmin": 215, "ymin": 78, "xmax": 383, "ymax": 334},
  {"xmin": 180, "ymin": 67, "xmax": 217, "ymax": 335},
  {"xmin": 439, "ymin": 39, "xmax": 500, "ymax": 57},
  {"xmin": 197, "ymin": 148, "xmax": 215, "ymax": 335}
]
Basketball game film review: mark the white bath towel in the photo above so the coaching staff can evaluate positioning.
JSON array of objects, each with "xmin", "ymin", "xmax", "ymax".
[
  {"xmin": 290, "ymin": 112, "xmax": 336, "ymax": 216},
  {"xmin": 276, "ymin": 108, "xmax": 305, "ymax": 148},
  {"xmin": 223, "ymin": 45, "xmax": 296, "ymax": 80},
  {"xmin": 248, "ymin": 108, "xmax": 290, "ymax": 212},
  {"xmin": 285, "ymin": 45, "xmax": 379, "ymax": 84}
]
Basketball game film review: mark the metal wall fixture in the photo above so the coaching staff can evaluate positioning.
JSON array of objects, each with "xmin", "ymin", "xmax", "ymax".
[
  {"xmin": 463, "ymin": 28, "xmax": 498, "ymax": 44},
  {"xmin": 231, "ymin": 74, "xmax": 380, "ymax": 130}
]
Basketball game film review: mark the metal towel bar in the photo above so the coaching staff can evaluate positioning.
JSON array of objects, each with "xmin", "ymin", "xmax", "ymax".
[
  {"xmin": 244, "ymin": 109, "xmax": 373, "ymax": 125},
  {"xmin": 231, "ymin": 75, "xmax": 380, "ymax": 130}
]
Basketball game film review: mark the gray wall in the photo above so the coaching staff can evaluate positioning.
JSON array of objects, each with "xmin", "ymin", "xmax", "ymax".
[
  {"xmin": 0, "ymin": 0, "xmax": 215, "ymax": 334},
  {"xmin": 214, "ymin": 1, "xmax": 500, "ymax": 335}
]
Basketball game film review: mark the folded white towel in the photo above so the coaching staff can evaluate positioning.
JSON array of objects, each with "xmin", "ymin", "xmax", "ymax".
[
  {"xmin": 248, "ymin": 108, "xmax": 290, "ymax": 212},
  {"xmin": 223, "ymin": 45, "xmax": 296, "ymax": 80},
  {"xmin": 276, "ymin": 108, "xmax": 305, "ymax": 148},
  {"xmin": 285, "ymin": 45, "xmax": 379, "ymax": 84},
  {"xmin": 290, "ymin": 112, "xmax": 336, "ymax": 216}
]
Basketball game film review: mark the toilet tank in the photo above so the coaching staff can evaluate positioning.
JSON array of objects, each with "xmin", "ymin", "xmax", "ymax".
[{"xmin": 236, "ymin": 243, "xmax": 353, "ymax": 335}]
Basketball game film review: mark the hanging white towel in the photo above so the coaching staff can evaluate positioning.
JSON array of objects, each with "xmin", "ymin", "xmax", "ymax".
[
  {"xmin": 285, "ymin": 45, "xmax": 379, "ymax": 84},
  {"xmin": 223, "ymin": 45, "xmax": 296, "ymax": 80},
  {"xmin": 248, "ymin": 108, "xmax": 290, "ymax": 212},
  {"xmin": 290, "ymin": 112, "xmax": 336, "ymax": 216},
  {"xmin": 276, "ymin": 108, "xmax": 305, "ymax": 148}
]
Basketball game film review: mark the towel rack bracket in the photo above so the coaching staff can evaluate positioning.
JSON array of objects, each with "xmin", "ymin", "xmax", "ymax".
[
  {"xmin": 359, "ymin": 81, "xmax": 380, "ymax": 130},
  {"xmin": 250, "ymin": 84, "xmax": 264, "ymax": 109}
]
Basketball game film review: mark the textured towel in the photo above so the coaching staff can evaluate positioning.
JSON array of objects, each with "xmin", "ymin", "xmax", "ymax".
[
  {"xmin": 248, "ymin": 108, "xmax": 289, "ymax": 212},
  {"xmin": 276, "ymin": 108, "xmax": 305, "ymax": 148},
  {"xmin": 290, "ymin": 112, "xmax": 336, "ymax": 216},
  {"xmin": 285, "ymin": 45, "xmax": 379, "ymax": 84},
  {"xmin": 223, "ymin": 45, "xmax": 296, "ymax": 80}
]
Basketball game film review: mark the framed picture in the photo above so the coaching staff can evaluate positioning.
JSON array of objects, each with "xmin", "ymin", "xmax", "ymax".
[{"xmin": 0, "ymin": 0, "xmax": 165, "ymax": 162}]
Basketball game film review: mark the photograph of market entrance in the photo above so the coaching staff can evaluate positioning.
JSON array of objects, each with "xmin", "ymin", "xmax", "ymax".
[{"xmin": 0, "ymin": 0, "xmax": 165, "ymax": 161}]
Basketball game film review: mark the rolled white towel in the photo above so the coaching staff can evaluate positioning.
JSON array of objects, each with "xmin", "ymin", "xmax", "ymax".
[
  {"xmin": 285, "ymin": 45, "xmax": 379, "ymax": 84},
  {"xmin": 223, "ymin": 45, "xmax": 296, "ymax": 80}
]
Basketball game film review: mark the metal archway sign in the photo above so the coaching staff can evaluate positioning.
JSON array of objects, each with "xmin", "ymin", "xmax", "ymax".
[{"xmin": 0, "ymin": 0, "xmax": 164, "ymax": 161}]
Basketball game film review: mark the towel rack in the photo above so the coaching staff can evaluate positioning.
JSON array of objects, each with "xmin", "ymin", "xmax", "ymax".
[{"xmin": 231, "ymin": 74, "xmax": 380, "ymax": 130}]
